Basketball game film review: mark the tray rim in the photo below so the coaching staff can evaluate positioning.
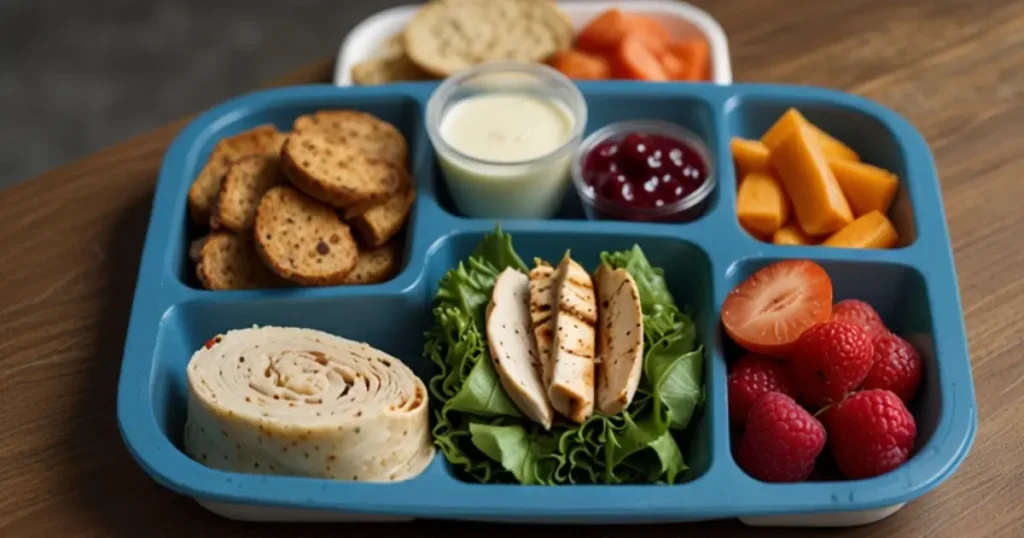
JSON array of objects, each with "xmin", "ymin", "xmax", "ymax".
[{"xmin": 116, "ymin": 81, "xmax": 977, "ymax": 522}]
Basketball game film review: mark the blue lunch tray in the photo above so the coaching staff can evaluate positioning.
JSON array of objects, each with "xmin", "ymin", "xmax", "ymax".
[{"xmin": 116, "ymin": 81, "xmax": 977, "ymax": 525}]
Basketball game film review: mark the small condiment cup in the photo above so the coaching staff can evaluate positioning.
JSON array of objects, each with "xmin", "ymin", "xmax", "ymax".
[
  {"xmin": 571, "ymin": 120, "xmax": 716, "ymax": 223},
  {"xmin": 425, "ymin": 62, "xmax": 587, "ymax": 220}
]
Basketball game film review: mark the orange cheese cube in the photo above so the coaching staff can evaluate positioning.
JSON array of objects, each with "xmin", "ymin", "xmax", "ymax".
[
  {"xmin": 731, "ymin": 138, "xmax": 771, "ymax": 181},
  {"xmin": 737, "ymin": 172, "xmax": 790, "ymax": 237},
  {"xmin": 828, "ymin": 157, "xmax": 899, "ymax": 217},
  {"xmin": 772, "ymin": 222, "xmax": 814, "ymax": 246},
  {"xmin": 823, "ymin": 210, "xmax": 899, "ymax": 249},
  {"xmin": 768, "ymin": 124, "xmax": 854, "ymax": 236},
  {"xmin": 761, "ymin": 108, "xmax": 860, "ymax": 162}
]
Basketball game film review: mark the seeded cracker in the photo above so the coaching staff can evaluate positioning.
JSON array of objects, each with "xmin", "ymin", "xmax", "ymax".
[
  {"xmin": 292, "ymin": 110, "xmax": 408, "ymax": 171},
  {"xmin": 343, "ymin": 241, "xmax": 401, "ymax": 285},
  {"xmin": 280, "ymin": 130, "xmax": 402, "ymax": 209},
  {"xmin": 211, "ymin": 155, "xmax": 285, "ymax": 232},
  {"xmin": 195, "ymin": 232, "xmax": 287, "ymax": 290},
  {"xmin": 403, "ymin": 0, "xmax": 573, "ymax": 77},
  {"xmin": 254, "ymin": 185, "xmax": 359, "ymax": 286},
  {"xmin": 187, "ymin": 125, "xmax": 286, "ymax": 224}
]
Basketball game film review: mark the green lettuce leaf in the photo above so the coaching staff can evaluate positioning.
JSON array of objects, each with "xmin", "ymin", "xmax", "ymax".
[{"xmin": 425, "ymin": 229, "xmax": 705, "ymax": 485}]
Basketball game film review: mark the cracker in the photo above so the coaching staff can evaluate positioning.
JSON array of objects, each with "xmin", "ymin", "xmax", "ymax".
[
  {"xmin": 187, "ymin": 125, "xmax": 285, "ymax": 225},
  {"xmin": 195, "ymin": 232, "xmax": 287, "ymax": 290},
  {"xmin": 291, "ymin": 110, "xmax": 408, "ymax": 171},
  {"xmin": 210, "ymin": 155, "xmax": 285, "ymax": 232},
  {"xmin": 280, "ymin": 130, "xmax": 402, "ymax": 208},
  {"xmin": 403, "ymin": 0, "xmax": 573, "ymax": 77},
  {"xmin": 343, "ymin": 241, "xmax": 401, "ymax": 285},
  {"xmin": 254, "ymin": 185, "xmax": 359, "ymax": 286},
  {"xmin": 352, "ymin": 33, "xmax": 435, "ymax": 86},
  {"xmin": 350, "ymin": 184, "xmax": 416, "ymax": 248}
]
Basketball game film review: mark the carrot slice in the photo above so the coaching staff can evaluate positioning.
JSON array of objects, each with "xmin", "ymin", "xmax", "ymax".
[
  {"xmin": 731, "ymin": 138, "xmax": 771, "ymax": 179},
  {"xmin": 762, "ymin": 108, "xmax": 860, "ymax": 162},
  {"xmin": 822, "ymin": 210, "xmax": 899, "ymax": 249},
  {"xmin": 768, "ymin": 124, "xmax": 854, "ymax": 236},
  {"xmin": 827, "ymin": 157, "xmax": 899, "ymax": 216},
  {"xmin": 737, "ymin": 172, "xmax": 790, "ymax": 238},
  {"xmin": 658, "ymin": 49, "xmax": 688, "ymax": 80},
  {"xmin": 627, "ymin": 16, "xmax": 671, "ymax": 54},
  {"xmin": 772, "ymin": 222, "xmax": 815, "ymax": 246},
  {"xmin": 613, "ymin": 35, "xmax": 668, "ymax": 81},
  {"xmin": 549, "ymin": 49, "xmax": 612, "ymax": 80},
  {"xmin": 667, "ymin": 39, "xmax": 710, "ymax": 81},
  {"xmin": 576, "ymin": 9, "xmax": 630, "ymax": 54}
]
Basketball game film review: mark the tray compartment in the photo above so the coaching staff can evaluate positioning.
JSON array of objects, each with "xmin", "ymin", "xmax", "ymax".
[
  {"xmin": 431, "ymin": 87, "xmax": 721, "ymax": 223},
  {"xmin": 424, "ymin": 227, "xmax": 719, "ymax": 483},
  {"xmin": 720, "ymin": 258, "xmax": 938, "ymax": 481},
  {"xmin": 150, "ymin": 288, "xmax": 436, "ymax": 450},
  {"xmin": 170, "ymin": 91, "xmax": 427, "ymax": 290},
  {"xmin": 723, "ymin": 92, "xmax": 918, "ymax": 247}
]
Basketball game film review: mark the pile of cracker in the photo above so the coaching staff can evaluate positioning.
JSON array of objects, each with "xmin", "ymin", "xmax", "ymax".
[
  {"xmin": 351, "ymin": 0, "xmax": 573, "ymax": 85},
  {"xmin": 186, "ymin": 110, "xmax": 415, "ymax": 290}
]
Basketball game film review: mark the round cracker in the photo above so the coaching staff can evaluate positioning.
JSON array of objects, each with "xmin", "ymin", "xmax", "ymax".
[
  {"xmin": 403, "ymin": 0, "xmax": 573, "ymax": 77},
  {"xmin": 291, "ymin": 110, "xmax": 408, "ymax": 170},
  {"xmin": 195, "ymin": 232, "xmax": 287, "ymax": 290},
  {"xmin": 254, "ymin": 185, "xmax": 359, "ymax": 286},
  {"xmin": 280, "ymin": 130, "xmax": 402, "ymax": 208}
]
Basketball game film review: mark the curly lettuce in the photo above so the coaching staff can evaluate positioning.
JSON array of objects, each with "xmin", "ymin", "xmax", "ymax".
[{"xmin": 425, "ymin": 227, "xmax": 704, "ymax": 484}]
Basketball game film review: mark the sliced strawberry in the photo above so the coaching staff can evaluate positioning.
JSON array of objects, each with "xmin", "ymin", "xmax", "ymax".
[{"xmin": 721, "ymin": 260, "xmax": 833, "ymax": 356}]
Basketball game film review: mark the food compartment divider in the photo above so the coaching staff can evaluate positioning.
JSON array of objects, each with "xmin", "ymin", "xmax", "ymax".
[{"xmin": 117, "ymin": 83, "xmax": 975, "ymax": 525}]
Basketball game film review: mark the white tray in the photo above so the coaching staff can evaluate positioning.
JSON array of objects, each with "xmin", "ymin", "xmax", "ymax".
[{"xmin": 333, "ymin": 1, "xmax": 733, "ymax": 86}]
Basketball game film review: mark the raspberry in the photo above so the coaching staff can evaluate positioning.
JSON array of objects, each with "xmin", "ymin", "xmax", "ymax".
[
  {"xmin": 828, "ymin": 389, "xmax": 917, "ymax": 479},
  {"xmin": 728, "ymin": 353, "xmax": 798, "ymax": 424},
  {"xmin": 790, "ymin": 321, "xmax": 874, "ymax": 408},
  {"xmin": 829, "ymin": 299, "xmax": 887, "ymax": 337},
  {"xmin": 861, "ymin": 333, "xmax": 923, "ymax": 403},
  {"xmin": 735, "ymin": 392, "xmax": 826, "ymax": 482}
]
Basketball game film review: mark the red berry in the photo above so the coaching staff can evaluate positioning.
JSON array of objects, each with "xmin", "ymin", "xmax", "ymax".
[
  {"xmin": 829, "ymin": 299, "xmax": 887, "ymax": 337},
  {"xmin": 728, "ymin": 354, "xmax": 799, "ymax": 424},
  {"xmin": 790, "ymin": 321, "xmax": 875, "ymax": 408},
  {"xmin": 735, "ymin": 392, "xmax": 826, "ymax": 482},
  {"xmin": 828, "ymin": 389, "xmax": 917, "ymax": 479},
  {"xmin": 861, "ymin": 333, "xmax": 923, "ymax": 403}
]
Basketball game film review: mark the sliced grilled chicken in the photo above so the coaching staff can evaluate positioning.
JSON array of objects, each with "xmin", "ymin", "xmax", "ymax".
[
  {"xmin": 486, "ymin": 268, "xmax": 554, "ymax": 429},
  {"xmin": 547, "ymin": 254, "xmax": 597, "ymax": 424},
  {"xmin": 528, "ymin": 260, "xmax": 557, "ymax": 388},
  {"xmin": 595, "ymin": 264, "xmax": 645, "ymax": 416}
]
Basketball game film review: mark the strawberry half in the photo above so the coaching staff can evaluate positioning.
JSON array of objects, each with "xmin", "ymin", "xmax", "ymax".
[{"xmin": 721, "ymin": 260, "xmax": 833, "ymax": 357}]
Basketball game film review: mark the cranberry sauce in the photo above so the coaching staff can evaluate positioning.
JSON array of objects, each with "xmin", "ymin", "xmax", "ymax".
[{"xmin": 581, "ymin": 130, "xmax": 710, "ymax": 221}]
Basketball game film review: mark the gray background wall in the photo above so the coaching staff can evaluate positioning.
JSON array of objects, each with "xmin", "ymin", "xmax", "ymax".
[{"xmin": 1, "ymin": 0, "xmax": 412, "ymax": 189}]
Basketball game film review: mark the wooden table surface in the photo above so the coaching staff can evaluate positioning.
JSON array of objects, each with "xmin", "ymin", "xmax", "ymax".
[{"xmin": 3, "ymin": 1, "xmax": 1023, "ymax": 536}]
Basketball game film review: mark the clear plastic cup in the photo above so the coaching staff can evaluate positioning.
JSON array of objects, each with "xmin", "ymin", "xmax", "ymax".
[
  {"xmin": 571, "ymin": 120, "xmax": 716, "ymax": 223},
  {"xmin": 425, "ymin": 62, "xmax": 588, "ymax": 220}
]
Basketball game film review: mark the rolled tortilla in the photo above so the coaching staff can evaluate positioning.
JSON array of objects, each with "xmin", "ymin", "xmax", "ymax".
[{"xmin": 183, "ymin": 326, "xmax": 434, "ymax": 482}]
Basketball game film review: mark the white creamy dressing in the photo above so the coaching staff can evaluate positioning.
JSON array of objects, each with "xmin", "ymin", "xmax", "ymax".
[{"xmin": 440, "ymin": 94, "xmax": 574, "ymax": 164}]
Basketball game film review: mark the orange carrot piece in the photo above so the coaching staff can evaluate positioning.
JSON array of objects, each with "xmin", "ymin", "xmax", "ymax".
[
  {"xmin": 667, "ymin": 39, "xmax": 710, "ymax": 81},
  {"xmin": 768, "ymin": 124, "xmax": 854, "ymax": 236},
  {"xmin": 614, "ymin": 35, "xmax": 668, "ymax": 81},
  {"xmin": 549, "ymin": 49, "xmax": 612, "ymax": 80},
  {"xmin": 731, "ymin": 138, "xmax": 771, "ymax": 180},
  {"xmin": 737, "ymin": 172, "xmax": 791, "ymax": 237},
  {"xmin": 658, "ymin": 50, "xmax": 688, "ymax": 80},
  {"xmin": 773, "ymin": 222, "xmax": 815, "ymax": 246},
  {"xmin": 576, "ymin": 9, "xmax": 631, "ymax": 54},
  {"xmin": 822, "ymin": 211, "xmax": 899, "ymax": 249},
  {"xmin": 762, "ymin": 108, "xmax": 860, "ymax": 162},
  {"xmin": 827, "ymin": 157, "xmax": 900, "ymax": 217},
  {"xmin": 627, "ymin": 15, "xmax": 671, "ymax": 54}
]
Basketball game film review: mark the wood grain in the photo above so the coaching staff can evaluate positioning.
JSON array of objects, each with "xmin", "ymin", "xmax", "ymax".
[{"xmin": 2, "ymin": 1, "xmax": 1023, "ymax": 536}]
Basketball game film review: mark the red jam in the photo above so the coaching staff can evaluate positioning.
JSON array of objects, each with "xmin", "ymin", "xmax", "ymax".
[{"xmin": 581, "ymin": 131, "xmax": 711, "ymax": 221}]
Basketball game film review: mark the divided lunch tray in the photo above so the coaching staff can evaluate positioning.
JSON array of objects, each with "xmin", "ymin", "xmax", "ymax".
[
  {"xmin": 334, "ymin": 1, "xmax": 733, "ymax": 86},
  {"xmin": 116, "ymin": 81, "xmax": 977, "ymax": 527}
]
